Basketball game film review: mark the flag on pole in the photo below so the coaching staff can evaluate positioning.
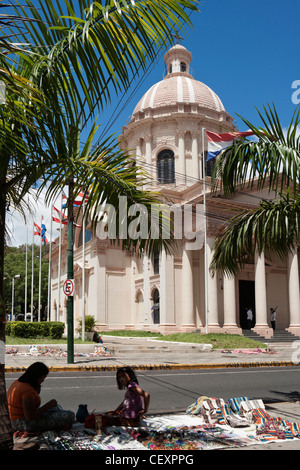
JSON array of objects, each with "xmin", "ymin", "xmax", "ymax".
[
  {"xmin": 205, "ymin": 130, "xmax": 255, "ymax": 162},
  {"xmin": 34, "ymin": 220, "xmax": 56, "ymax": 244},
  {"xmin": 34, "ymin": 222, "xmax": 48, "ymax": 243},
  {"xmin": 41, "ymin": 217, "xmax": 48, "ymax": 245},
  {"xmin": 62, "ymin": 190, "xmax": 89, "ymax": 208},
  {"xmin": 53, "ymin": 206, "xmax": 82, "ymax": 228}
]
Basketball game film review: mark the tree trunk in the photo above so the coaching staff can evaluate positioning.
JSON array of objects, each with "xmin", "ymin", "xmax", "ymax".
[{"xmin": 0, "ymin": 186, "xmax": 13, "ymax": 449}]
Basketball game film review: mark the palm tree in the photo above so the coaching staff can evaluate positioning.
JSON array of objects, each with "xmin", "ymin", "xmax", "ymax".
[
  {"xmin": 0, "ymin": 0, "xmax": 200, "ymax": 449},
  {"xmin": 210, "ymin": 104, "xmax": 300, "ymax": 276}
]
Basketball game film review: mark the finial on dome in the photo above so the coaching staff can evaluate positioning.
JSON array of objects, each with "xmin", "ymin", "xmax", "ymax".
[{"xmin": 172, "ymin": 30, "xmax": 184, "ymax": 45}]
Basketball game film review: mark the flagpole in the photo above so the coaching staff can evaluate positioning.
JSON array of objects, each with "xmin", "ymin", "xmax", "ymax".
[
  {"xmin": 47, "ymin": 206, "xmax": 53, "ymax": 321},
  {"xmin": 57, "ymin": 193, "xmax": 63, "ymax": 322},
  {"xmin": 38, "ymin": 216, "xmax": 42, "ymax": 322},
  {"xmin": 25, "ymin": 225, "xmax": 28, "ymax": 319},
  {"xmin": 81, "ymin": 202, "xmax": 86, "ymax": 341},
  {"xmin": 202, "ymin": 127, "xmax": 208, "ymax": 334},
  {"xmin": 31, "ymin": 222, "xmax": 34, "ymax": 322}
]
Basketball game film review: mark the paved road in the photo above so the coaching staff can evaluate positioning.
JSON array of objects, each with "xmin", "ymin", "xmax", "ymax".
[{"xmin": 5, "ymin": 366, "xmax": 300, "ymax": 414}]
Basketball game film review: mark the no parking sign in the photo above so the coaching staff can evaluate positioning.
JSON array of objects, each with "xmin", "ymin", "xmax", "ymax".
[{"xmin": 63, "ymin": 279, "xmax": 74, "ymax": 296}]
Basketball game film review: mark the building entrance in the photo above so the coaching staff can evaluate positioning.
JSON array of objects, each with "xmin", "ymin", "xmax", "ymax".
[{"xmin": 239, "ymin": 280, "xmax": 255, "ymax": 329}]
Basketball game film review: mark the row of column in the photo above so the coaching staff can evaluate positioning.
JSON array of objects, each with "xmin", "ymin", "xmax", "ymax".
[
  {"xmin": 208, "ymin": 240, "xmax": 300, "ymax": 334},
  {"xmin": 156, "ymin": 238, "xmax": 300, "ymax": 334}
]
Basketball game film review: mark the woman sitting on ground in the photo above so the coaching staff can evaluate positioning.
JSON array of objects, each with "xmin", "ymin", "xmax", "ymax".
[
  {"xmin": 7, "ymin": 361, "xmax": 75, "ymax": 432},
  {"xmin": 98, "ymin": 367, "xmax": 150, "ymax": 431}
]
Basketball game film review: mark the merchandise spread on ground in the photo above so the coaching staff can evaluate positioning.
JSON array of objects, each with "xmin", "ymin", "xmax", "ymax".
[
  {"xmin": 6, "ymin": 345, "xmax": 115, "ymax": 357},
  {"xmin": 39, "ymin": 397, "xmax": 300, "ymax": 450}
]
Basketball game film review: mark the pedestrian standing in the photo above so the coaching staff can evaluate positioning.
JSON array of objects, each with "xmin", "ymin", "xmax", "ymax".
[
  {"xmin": 246, "ymin": 307, "xmax": 253, "ymax": 329},
  {"xmin": 270, "ymin": 307, "xmax": 276, "ymax": 330}
]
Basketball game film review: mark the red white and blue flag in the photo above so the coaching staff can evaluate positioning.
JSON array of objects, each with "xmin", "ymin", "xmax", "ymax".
[
  {"xmin": 206, "ymin": 130, "xmax": 255, "ymax": 161},
  {"xmin": 62, "ymin": 190, "xmax": 89, "ymax": 208},
  {"xmin": 52, "ymin": 206, "xmax": 82, "ymax": 228},
  {"xmin": 34, "ymin": 220, "xmax": 48, "ymax": 244}
]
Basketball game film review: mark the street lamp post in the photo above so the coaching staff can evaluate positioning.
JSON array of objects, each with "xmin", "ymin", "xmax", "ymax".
[{"xmin": 11, "ymin": 275, "xmax": 21, "ymax": 320}]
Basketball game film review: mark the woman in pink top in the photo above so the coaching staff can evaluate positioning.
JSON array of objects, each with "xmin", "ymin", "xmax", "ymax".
[{"xmin": 99, "ymin": 367, "xmax": 150, "ymax": 430}]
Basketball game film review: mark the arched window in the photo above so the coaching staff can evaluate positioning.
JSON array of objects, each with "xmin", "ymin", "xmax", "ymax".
[
  {"xmin": 157, "ymin": 149, "xmax": 175, "ymax": 184},
  {"xmin": 180, "ymin": 62, "xmax": 186, "ymax": 72}
]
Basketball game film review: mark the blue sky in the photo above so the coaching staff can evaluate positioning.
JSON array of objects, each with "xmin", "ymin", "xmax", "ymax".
[
  {"xmin": 7, "ymin": 0, "xmax": 299, "ymax": 246},
  {"xmin": 106, "ymin": 0, "xmax": 299, "ymax": 134}
]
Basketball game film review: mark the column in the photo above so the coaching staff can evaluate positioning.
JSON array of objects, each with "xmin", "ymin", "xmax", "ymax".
[
  {"xmin": 205, "ymin": 237, "xmax": 220, "ymax": 331},
  {"xmin": 143, "ymin": 254, "xmax": 150, "ymax": 326},
  {"xmin": 96, "ymin": 251, "xmax": 106, "ymax": 326},
  {"xmin": 181, "ymin": 246, "xmax": 195, "ymax": 330},
  {"xmin": 129, "ymin": 256, "xmax": 136, "ymax": 328},
  {"xmin": 287, "ymin": 248, "xmax": 300, "ymax": 335},
  {"xmin": 177, "ymin": 130, "xmax": 186, "ymax": 185},
  {"xmin": 223, "ymin": 274, "xmax": 241, "ymax": 333},
  {"xmin": 191, "ymin": 132, "xmax": 199, "ymax": 181},
  {"xmin": 253, "ymin": 250, "xmax": 272, "ymax": 337},
  {"xmin": 160, "ymin": 248, "xmax": 176, "ymax": 333},
  {"xmin": 145, "ymin": 135, "xmax": 152, "ymax": 179}
]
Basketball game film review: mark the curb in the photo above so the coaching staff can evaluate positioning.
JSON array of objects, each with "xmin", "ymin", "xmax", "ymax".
[{"xmin": 4, "ymin": 360, "xmax": 298, "ymax": 373}]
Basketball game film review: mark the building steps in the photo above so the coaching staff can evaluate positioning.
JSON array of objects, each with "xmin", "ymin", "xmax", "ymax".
[{"xmin": 242, "ymin": 329, "xmax": 300, "ymax": 343}]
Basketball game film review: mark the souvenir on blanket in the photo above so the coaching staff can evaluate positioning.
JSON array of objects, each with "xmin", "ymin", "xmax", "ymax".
[
  {"xmin": 228, "ymin": 397, "xmax": 250, "ymax": 413},
  {"xmin": 215, "ymin": 400, "xmax": 250, "ymax": 427},
  {"xmin": 201, "ymin": 398, "xmax": 226, "ymax": 424},
  {"xmin": 225, "ymin": 414, "xmax": 251, "ymax": 428},
  {"xmin": 186, "ymin": 396, "xmax": 210, "ymax": 415},
  {"xmin": 252, "ymin": 408, "xmax": 271, "ymax": 424},
  {"xmin": 216, "ymin": 404, "xmax": 231, "ymax": 424},
  {"xmin": 239, "ymin": 399, "xmax": 265, "ymax": 421}
]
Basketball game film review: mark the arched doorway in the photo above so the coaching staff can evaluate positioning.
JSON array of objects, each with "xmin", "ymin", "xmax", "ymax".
[
  {"xmin": 135, "ymin": 290, "xmax": 144, "ymax": 325},
  {"xmin": 239, "ymin": 280, "xmax": 256, "ymax": 329}
]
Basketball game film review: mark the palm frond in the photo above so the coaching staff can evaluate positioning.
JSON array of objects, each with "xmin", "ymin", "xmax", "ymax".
[
  {"xmin": 12, "ymin": 0, "xmax": 199, "ymax": 120},
  {"xmin": 210, "ymin": 192, "xmax": 300, "ymax": 276},
  {"xmin": 212, "ymin": 104, "xmax": 300, "ymax": 196}
]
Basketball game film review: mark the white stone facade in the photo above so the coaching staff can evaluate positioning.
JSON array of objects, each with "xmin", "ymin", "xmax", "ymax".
[{"xmin": 50, "ymin": 45, "xmax": 300, "ymax": 338}]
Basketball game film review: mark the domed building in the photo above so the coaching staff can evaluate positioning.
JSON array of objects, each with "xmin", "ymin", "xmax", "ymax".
[
  {"xmin": 120, "ymin": 44, "xmax": 234, "ymax": 187},
  {"xmin": 50, "ymin": 44, "xmax": 300, "ymax": 340}
]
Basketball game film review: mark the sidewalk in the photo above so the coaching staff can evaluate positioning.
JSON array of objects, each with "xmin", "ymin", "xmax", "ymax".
[
  {"xmin": 4, "ymin": 336, "xmax": 300, "ymax": 451},
  {"xmin": 4, "ymin": 335, "xmax": 300, "ymax": 371}
]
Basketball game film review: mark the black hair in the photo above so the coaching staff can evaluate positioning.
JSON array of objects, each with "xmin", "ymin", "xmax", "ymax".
[
  {"xmin": 18, "ymin": 362, "xmax": 49, "ymax": 392},
  {"xmin": 116, "ymin": 367, "xmax": 139, "ymax": 390}
]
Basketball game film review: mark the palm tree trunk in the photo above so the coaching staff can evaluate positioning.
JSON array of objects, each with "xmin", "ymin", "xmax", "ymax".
[{"xmin": 0, "ymin": 185, "xmax": 13, "ymax": 449}]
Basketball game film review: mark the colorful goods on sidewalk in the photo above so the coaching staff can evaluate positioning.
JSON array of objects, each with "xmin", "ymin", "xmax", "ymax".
[
  {"xmin": 41, "ymin": 397, "xmax": 300, "ymax": 451},
  {"xmin": 5, "ymin": 345, "xmax": 115, "ymax": 357}
]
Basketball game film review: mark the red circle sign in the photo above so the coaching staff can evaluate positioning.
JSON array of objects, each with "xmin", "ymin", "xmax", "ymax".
[{"xmin": 63, "ymin": 279, "xmax": 74, "ymax": 296}]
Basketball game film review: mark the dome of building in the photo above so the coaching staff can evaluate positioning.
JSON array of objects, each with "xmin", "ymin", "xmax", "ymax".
[{"xmin": 132, "ymin": 44, "xmax": 225, "ymax": 118}]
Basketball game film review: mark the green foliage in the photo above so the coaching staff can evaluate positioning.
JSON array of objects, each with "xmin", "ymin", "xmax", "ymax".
[
  {"xmin": 210, "ymin": 104, "xmax": 300, "ymax": 275},
  {"xmin": 7, "ymin": 321, "xmax": 64, "ymax": 339},
  {"xmin": 4, "ymin": 244, "xmax": 49, "ymax": 317},
  {"xmin": 77, "ymin": 315, "xmax": 96, "ymax": 333}
]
